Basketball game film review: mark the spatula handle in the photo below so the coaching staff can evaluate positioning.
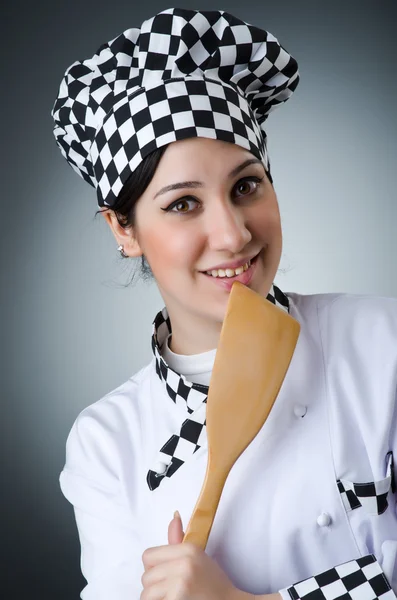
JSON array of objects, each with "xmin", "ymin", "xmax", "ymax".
[{"xmin": 182, "ymin": 463, "xmax": 228, "ymax": 550}]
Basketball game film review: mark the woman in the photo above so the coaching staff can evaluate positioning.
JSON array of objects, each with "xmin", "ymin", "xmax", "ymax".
[{"xmin": 51, "ymin": 7, "xmax": 397, "ymax": 600}]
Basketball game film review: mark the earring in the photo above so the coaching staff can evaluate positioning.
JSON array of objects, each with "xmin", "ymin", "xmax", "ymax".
[{"xmin": 117, "ymin": 244, "xmax": 129, "ymax": 258}]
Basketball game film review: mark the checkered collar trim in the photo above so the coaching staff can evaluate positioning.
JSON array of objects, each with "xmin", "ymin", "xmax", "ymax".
[
  {"xmin": 147, "ymin": 284, "xmax": 290, "ymax": 491},
  {"xmin": 151, "ymin": 283, "xmax": 290, "ymax": 400}
]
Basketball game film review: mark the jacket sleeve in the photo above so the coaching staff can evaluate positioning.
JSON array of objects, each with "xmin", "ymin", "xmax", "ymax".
[
  {"xmin": 59, "ymin": 410, "xmax": 145, "ymax": 600},
  {"xmin": 278, "ymin": 553, "xmax": 397, "ymax": 599}
]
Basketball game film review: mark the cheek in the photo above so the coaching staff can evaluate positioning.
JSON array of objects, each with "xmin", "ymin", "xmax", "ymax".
[
  {"xmin": 252, "ymin": 201, "xmax": 281, "ymax": 238},
  {"xmin": 140, "ymin": 226, "xmax": 198, "ymax": 269}
]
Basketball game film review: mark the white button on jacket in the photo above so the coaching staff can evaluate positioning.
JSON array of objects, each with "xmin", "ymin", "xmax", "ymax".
[
  {"xmin": 317, "ymin": 513, "xmax": 332, "ymax": 527},
  {"xmin": 152, "ymin": 461, "xmax": 169, "ymax": 475},
  {"xmin": 293, "ymin": 404, "xmax": 307, "ymax": 418},
  {"xmin": 60, "ymin": 292, "xmax": 397, "ymax": 599}
]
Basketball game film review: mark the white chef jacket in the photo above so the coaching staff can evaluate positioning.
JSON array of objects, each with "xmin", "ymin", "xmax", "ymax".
[{"xmin": 60, "ymin": 287, "xmax": 397, "ymax": 599}]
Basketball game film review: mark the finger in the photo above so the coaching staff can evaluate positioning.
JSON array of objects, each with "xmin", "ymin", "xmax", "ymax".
[
  {"xmin": 141, "ymin": 576, "xmax": 185, "ymax": 600},
  {"xmin": 142, "ymin": 542, "xmax": 196, "ymax": 570},
  {"xmin": 141, "ymin": 555, "xmax": 189, "ymax": 588},
  {"xmin": 168, "ymin": 511, "xmax": 184, "ymax": 545},
  {"xmin": 140, "ymin": 577, "xmax": 167, "ymax": 600}
]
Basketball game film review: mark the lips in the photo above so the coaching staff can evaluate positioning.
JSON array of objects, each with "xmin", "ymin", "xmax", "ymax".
[
  {"xmin": 200, "ymin": 251, "xmax": 260, "ymax": 274},
  {"xmin": 202, "ymin": 251, "xmax": 259, "ymax": 279},
  {"xmin": 200, "ymin": 250, "xmax": 260, "ymax": 290}
]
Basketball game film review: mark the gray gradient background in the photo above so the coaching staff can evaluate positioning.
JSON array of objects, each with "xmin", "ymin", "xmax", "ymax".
[{"xmin": 2, "ymin": 1, "xmax": 396, "ymax": 598}]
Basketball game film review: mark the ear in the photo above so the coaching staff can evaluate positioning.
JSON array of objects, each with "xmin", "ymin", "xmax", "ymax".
[{"xmin": 100, "ymin": 208, "xmax": 143, "ymax": 258}]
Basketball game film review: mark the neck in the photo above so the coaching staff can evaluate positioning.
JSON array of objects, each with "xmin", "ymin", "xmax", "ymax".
[{"xmin": 167, "ymin": 310, "xmax": 222, "ymax": 355}]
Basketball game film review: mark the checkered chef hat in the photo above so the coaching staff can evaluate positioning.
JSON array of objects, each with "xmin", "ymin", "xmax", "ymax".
[{"xmin": 51, "ymin": 8, "xmax": 299, "ymax": 208}]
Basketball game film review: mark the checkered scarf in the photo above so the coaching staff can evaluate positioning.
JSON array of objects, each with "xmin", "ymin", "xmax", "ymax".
[
  {"xmin": 147, "ymin": 283, "xmax": 290, "ymax": 491},
  {"xmin": 51, "ymin": 8, "xmax": 299, "ymax": 208}
]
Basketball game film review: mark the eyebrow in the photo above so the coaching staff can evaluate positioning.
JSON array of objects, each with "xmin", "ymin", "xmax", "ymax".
[{"xmin": 153, "ymin": 158, "xmax": 263, "ymax": 199}]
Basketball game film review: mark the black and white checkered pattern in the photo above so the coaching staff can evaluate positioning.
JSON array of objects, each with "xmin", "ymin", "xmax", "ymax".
[
  {"xmin": 146, "ymin": 284, "xmax": 290, "ymax": 491},
  {"xmin": 337, "ymin": 451, "xmax": 394, "ymax": 516},
  {"xmin": 51, "ymin": 8, "xmax": 299, "ymax": 208},
  {"xmin": 286, "ymin": 554, "xmax": 396, "ymax": 599}
]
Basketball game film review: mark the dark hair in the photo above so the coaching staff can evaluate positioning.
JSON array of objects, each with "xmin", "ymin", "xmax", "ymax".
[{"xmin": 95, "ymin": 145, "xmax": 169, "ymax": 286}]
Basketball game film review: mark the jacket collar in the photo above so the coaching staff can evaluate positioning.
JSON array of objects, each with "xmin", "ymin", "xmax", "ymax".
[
  {"xmin": 151, "ymin": 283, "xmax": 290, "ymax": 402},
  {"xmin": 146, "ymin": 284, "xmax": 290, "ymax": 491}
]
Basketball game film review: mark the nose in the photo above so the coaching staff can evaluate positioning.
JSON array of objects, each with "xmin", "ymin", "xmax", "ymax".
[{"xmin": 204, "ymin": 197, "xmax": 252, "ymax": 254}]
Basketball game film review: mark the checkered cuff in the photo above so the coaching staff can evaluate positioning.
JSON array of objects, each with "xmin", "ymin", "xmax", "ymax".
[{"xmin": 279, "ymin": 555, "xmax": 396, "ymax": 600}]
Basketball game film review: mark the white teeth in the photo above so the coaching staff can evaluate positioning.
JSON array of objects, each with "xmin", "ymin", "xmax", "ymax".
[{"xmin": 206, "ymin": 259, "xmax": 251, "ymax": 278}]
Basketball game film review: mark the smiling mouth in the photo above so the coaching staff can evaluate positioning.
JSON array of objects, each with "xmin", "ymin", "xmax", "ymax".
[
  {"xmin": 200, "ymin": 251, "xmax": 260, "ymax": 278},
  {"xmin": 198, "ymin": 252, "xmax": 261, "ymax": 291}
]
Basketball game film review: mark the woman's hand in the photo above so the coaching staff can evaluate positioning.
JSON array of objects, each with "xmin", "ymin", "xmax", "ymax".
[{"xmin": 140, "ymin": 511, "xmax": 252, "ymax": 600}]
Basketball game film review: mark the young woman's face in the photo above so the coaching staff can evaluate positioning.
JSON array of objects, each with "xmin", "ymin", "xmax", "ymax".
[{"xmin": 107, "ymin": 137, "xmax": 283, "ymax": 352}]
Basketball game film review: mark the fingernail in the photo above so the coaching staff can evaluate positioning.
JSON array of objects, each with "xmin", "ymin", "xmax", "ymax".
[{"xmin": 174, "ymin": 510, "xmax": 181, "ymax": 520}]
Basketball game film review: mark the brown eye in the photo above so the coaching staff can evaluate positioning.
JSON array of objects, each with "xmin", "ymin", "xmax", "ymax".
[
  {"xmin": 235, "ymin": 177, "xmax": 263, "ymax": 196},
  {"xmin": 237, "ymin": 181, "xmax": 252, "ymax": 194},
  {"xmin": 162, "ymin": 197, "xmax": 199, "ymax": 214},
  {"xmin": 174, "ymin": 200, "xmax": 190, "ymax": 213}
]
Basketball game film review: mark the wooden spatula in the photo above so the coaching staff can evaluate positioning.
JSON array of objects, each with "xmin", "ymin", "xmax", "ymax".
[{"xmin": 182, "ymin": 281, "xmax": 300, "ymax": 549}]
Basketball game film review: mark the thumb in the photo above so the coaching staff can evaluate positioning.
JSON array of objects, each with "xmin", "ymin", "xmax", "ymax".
[{"xmin": 168, "ymin": 510, "xmax": 184, "ymax": 545}]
